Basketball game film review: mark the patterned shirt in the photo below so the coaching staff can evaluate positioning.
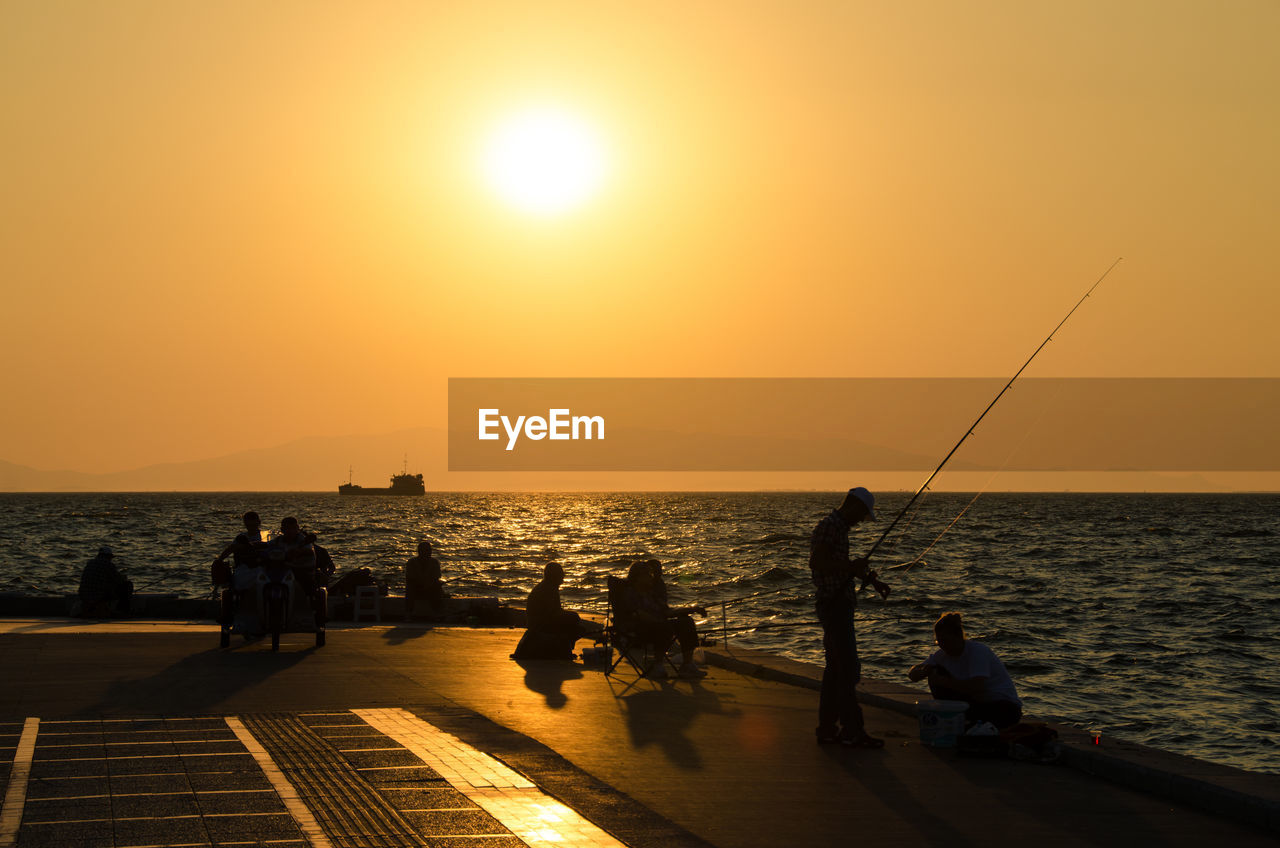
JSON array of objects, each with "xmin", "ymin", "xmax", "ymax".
[{"xmin": 810, "ymin": 509, "xmax": 857, "ymax": 604}]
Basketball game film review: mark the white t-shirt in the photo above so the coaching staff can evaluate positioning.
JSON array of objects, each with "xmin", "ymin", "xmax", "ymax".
[{"xmin": 927, "ymin": 640, "xmax": 1021, "ymax": 705}]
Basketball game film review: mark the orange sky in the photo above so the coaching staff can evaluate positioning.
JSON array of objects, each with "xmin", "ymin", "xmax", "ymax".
[{"xmin": 2, "ymin": 2, "xmax": 1278, "ymax": 482}]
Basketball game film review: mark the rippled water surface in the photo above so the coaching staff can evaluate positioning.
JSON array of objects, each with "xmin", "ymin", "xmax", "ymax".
[{"xmin": 1, "ymin": 491, "xmax": 1277, "ymax": 774}]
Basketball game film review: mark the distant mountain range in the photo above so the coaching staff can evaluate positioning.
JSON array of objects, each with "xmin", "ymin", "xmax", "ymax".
[
  {"xmin": 0, "ymin": 426, "xmax": 1267, "ymax": 492},
  {"xmin": 0, "ymin": 428, "xmax": 446, "ymax": 492}
]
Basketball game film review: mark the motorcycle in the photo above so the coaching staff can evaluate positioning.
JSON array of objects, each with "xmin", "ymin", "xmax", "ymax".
[{"xmin": 216, "ymin": 537, "xmax": 331, "ymax": 651}]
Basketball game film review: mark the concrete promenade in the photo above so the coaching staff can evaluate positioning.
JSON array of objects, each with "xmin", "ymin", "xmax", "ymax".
[{"xmin": 0, "ymin": 619, "xmax": 1276, "ymax": 847}]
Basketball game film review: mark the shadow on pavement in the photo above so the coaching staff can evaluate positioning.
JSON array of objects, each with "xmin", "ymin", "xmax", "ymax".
[
  {"xmin": 825, "ymin": 742, "xmax": 1175, "ymax": 847},
  {"xmin": 619, "ymin": 682, "xmax": 739, "ymax": 770},
  {"xmin": 822, "ymin": 744, "xmax": 976, "ymax": 848},
  {"xmin": 80, "ymin": 643, "xmax": 316, "ymax": 716},
  {"xmin": 380, "ymin": 623, "xmax": 435, "ymax": 646},
  {"xmin": 515, "ymin": 659, "xmax": 583, "ymax": 709}
]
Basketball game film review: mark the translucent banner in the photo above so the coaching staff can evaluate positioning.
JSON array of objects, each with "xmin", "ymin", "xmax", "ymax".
[{"xmin": 447, "ymin": 378, "xmax": 1280, "ymax": 472}]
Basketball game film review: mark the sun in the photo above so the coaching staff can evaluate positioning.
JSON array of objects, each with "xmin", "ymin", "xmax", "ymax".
[{"xmin": 480, "ymin": 106, "xmax": 609, "ymax": 217}]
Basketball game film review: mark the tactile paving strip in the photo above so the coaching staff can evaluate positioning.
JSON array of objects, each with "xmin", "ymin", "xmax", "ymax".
[
  {"xmin": 355, "ymin": 709, "xmax": 627, "ymax": 848},
  {"xmin": 1, "ymin": 712, "xmax": 629, "ymax": 848},
  {"xmin": 240, "ymin": 713, "xmax": 485, "ymax": 848}
]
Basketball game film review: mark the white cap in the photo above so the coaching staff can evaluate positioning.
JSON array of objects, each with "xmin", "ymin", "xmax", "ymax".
[{"xmin": 848, "ymin": 487, "xmax": 877, "ymax": 520}]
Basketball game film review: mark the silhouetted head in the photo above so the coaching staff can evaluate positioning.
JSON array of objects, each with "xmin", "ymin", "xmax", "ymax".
[
  {"xmin": 544, "ymin": 562, "xmax": 564, "ymax": 584},
  {"xmin": 627, "ymin": 560, "xmax": 652, "ymax": 587},
  {"xmin": 934, "ymin": 611, "xmax": 966, "ymax": 657},
  {"xmin": 418, "ymin": 541, "xmax": 432, "ymax": 558},
  {"xmin": 281, "ymin": 516, "xmax": 300, "ymax": 540},
  {"xmin": 646, "ymin": 559, "xmax": 662, "ymax": 580},
  {"xmin": 97, "ymin": 546, "xmax": 113, "ymax": 559},
  {"xmin": 838, "ymin": 487, "xmax": 876, "ymax": 524},
  {"xmin": 242, "ymin": 511, "xmax": 260, "ymax": 530}
]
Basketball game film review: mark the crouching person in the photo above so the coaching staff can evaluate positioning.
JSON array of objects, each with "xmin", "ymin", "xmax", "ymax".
[
  {"xmin": 909, "ymin": 612, "xmax": 1023, "ymax": 729},
  {"xmin": 512, "ymin": 562, "xmax": 586, "ymax": 660}
]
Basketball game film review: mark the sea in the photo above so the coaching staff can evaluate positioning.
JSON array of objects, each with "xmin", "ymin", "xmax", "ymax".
[{"xmin": 1, "ymin": 491, "xmax": 1277, "ymax": 775}]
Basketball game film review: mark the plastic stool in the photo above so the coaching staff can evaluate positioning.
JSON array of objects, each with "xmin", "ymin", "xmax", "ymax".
[{"xmin": 353, "ymin": 585, "xmax": 381, "ymax": 622}]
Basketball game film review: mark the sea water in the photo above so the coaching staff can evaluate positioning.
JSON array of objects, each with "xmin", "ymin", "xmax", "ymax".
[{"xmin": 0, "ymin": 491, "xmax": 1276, "ymax": 774}]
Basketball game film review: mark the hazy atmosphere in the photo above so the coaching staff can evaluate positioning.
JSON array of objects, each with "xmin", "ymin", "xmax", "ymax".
[{"xmin": 3, "ymin": 1, "xmax": 1277, "ymax": 489}]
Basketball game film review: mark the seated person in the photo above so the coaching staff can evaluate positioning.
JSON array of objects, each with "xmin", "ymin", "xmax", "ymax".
[
  {"xmin": 312, "ymin": 542, "xmax": 336, "ymax": 588},
  {"xmin": 512, "ymin": 562, "xmax": 586, "ymax": 660},
  {"xmin": 267, "ymin": 516, "xmax": 318, "ymax": 595},
  {"xmin": 213, "ymin": 511, "xmax": 266, "ymax": 590},
  {"xmin": 78, "ymin": 546, "xmax": 132, "ymax": 618},
  {"xmin": 908, "ymin": 611, "xmax": 1023, "ymax": 729},
  {"xmin": 404, "ymin": 541, "xmax": 447, "ymax": 619},
  {"xmin": 617, "ymin": 560, "xmax": 706, "ymax": 679}
]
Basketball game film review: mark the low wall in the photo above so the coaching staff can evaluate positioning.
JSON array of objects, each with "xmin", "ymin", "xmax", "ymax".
[
  {"xmin": 705, "ymin": 644, "xmax": 1280, "ymax": 835},
  {"xmin": 0, "ymin": 592, "xmax": 521, "ymax": 627}
]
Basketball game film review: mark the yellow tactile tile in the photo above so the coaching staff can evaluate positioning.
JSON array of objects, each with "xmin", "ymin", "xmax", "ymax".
[
  {"xmin": 354, "ymin": 708, "xmax": 627, "ymax": 848},
  {"xmin": 0, "ymin": 717, "xmax": 38, "ymax": 848}
]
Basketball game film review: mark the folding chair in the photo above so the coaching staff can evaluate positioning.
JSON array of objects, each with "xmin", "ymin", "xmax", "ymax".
[{"xmin": 601, "ymin": 576, "xmax": 678, "ymax": 678}]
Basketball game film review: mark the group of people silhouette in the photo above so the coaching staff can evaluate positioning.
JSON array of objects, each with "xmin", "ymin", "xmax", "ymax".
[
  {"xmin": 210, "ymin": 511, "xmax": 444, "ymax": 623},
  {"xmin": 80, "ymin": 493, "xmax": 1020, "ymax": 741},
  {"xmin": 513, "ymin": 558, "xmax": 708, "ymax": 679},
  {"xmin": 810, "ymin": 487, "xmax": 1023, "ymax": 750}
]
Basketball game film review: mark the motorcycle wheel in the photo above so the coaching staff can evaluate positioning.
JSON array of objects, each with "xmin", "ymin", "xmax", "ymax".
[
  {"xmin": 219, "ymin": 589, "xmax": 234, "ymax": 648},
  {"xmin": 313, "ymin": 587, "xmax": 328, "ymax": 626}
]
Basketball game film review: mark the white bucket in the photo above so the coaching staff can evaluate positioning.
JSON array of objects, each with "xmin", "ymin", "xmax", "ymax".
[{"xmin": 916, "ymin": 699, "xmax": 968, "ymax": 747}]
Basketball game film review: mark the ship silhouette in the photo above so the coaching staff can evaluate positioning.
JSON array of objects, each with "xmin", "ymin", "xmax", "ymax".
[{"xmin": 337, "ymin": 464, "xmax": 425, "ymax": 496}]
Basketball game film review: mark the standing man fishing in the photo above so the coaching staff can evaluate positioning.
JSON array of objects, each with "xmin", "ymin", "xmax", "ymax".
[{"xmin": 810, "ymin": 487, "xmax": 890, "ymax": 747}]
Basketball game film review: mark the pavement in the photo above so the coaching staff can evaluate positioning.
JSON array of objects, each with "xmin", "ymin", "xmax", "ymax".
[{"xmin": 0, "ymin": 619, "xmax": 1277, "ymax": 848}]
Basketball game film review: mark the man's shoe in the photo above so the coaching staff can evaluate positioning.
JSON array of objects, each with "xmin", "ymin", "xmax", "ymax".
[
  {"xmin": 840, "ymin": 732, "xmax": 885, "ymax": 749},
  {"xmin": 816, "ymin": 727, "xmax": 841, "ymax": 745}
]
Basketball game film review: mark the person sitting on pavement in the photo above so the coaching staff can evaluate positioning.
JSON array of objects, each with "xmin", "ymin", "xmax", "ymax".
[
  {"xmin": 404, "ymin": 540, "xmax": 447, "ymax": 620},
  {"xmin": 512, "ymin": 562, "xmax": 587, "ymax": 660},
  {"xmin": 908, "ymin": 611, "xmax": 1023, "ymax": 729},
  {"xmin": 268, "ymin": 516, "xmax": 318, "ymax": 595},
  {"xmin": 617, "ymin": 560, "xmax": 706, "ymax": 679},
  {"xmin": 77, "ymin": 546, "xmax": 133, "ymax": 618}
]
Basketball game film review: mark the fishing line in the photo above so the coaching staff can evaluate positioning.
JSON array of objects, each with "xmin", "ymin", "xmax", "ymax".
[
  {"xmin": 891, "ymin": 373, "xmax": 1071, "ymax": 572},
  {"xmin": 862, "ymin": 256, "xmax": 1123, "ymax": 574},
  {"xmin": 880, "ymin": 487, "xmax": 934, "ymax": 559},
  {"xmin": 718, "ymin": 620, "xmax": 822, "ymax": 637},
  {"xmin": 716, "ymin": 583, "xmax": 806, "ymax": 608}
]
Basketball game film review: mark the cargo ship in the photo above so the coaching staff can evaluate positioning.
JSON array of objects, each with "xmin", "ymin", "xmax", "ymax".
[{"xmin": 337, "ymin": 466, "xmax": 426, "ymax": 495}]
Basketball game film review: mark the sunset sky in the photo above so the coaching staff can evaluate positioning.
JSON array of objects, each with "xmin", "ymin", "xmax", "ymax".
[{"xmin": 2, "ymin": 2, "xmax": 1277, "ymax": 485}]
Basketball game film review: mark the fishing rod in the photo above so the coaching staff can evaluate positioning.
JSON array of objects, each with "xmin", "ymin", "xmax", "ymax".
[
  {"xmin": 863, "ymin": 257, "xmax": 1124, "ymax": 568},
  {"xmin": 887, "ymin": 375, "xmax": 1070, "ymax": 572}
]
